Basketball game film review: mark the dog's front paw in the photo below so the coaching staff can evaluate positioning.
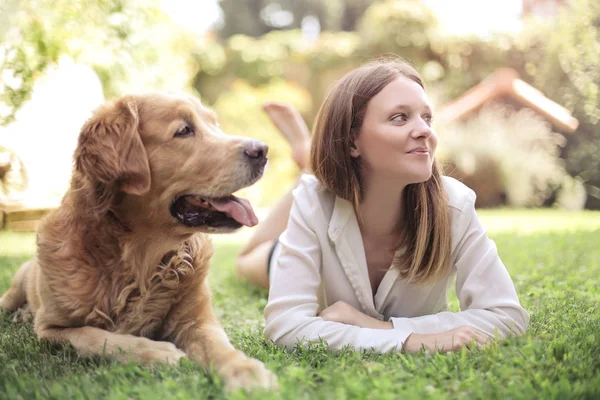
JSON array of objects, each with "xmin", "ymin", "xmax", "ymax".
[
  {"xmin": 121, "ymin": 338, "xmax": 186, "ymax": 366},
  {"xmin": 219, "ymin": 354, "xmax": 278, "ymax": 393},
  {"xmin": 11, "ymin": 306, "xmax": 34, "ymax": 323},
  {"xmin": 141, "ymin": 340, "xmax": 187, "ymax": 366}
]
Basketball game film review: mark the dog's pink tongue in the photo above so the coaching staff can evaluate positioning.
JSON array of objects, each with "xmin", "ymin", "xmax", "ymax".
[{"xmin": 209, "ymin": 196, "xmax": 258, "ymax": 227}]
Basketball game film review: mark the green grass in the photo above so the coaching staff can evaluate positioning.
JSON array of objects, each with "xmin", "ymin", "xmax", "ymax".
[{"xmin": 1, "ymin": 209, "xmax": 600, "ymax": 399}]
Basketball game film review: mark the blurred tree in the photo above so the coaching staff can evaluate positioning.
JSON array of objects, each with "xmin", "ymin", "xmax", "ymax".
[
  {"xmin": 217, "ymin": 0, "xmax": 376, "ymax": 39},
  {"xmin": 0, "ymin": 0, "xmax": 197, "ymax": 126},
  {"xmin": 519, "ymin": 0, "xmax": 600, "ymax": 208},
  {"xmin": 218, "ymin": 0, "xmax": 271, "ymax": 38},
  {"xmin": 358, "ymin": 0, "xmax": 439, "ymax": 65}
]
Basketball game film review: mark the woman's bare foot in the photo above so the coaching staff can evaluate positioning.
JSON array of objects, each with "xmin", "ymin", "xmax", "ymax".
[{"xmin": 263, "ymin": 102, "xmax": 311, "ymax": 170}]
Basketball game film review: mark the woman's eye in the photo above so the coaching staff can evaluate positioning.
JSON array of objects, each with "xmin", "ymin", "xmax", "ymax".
[
  {"xmin": 391, "ymin": 113, "xmax": 408, "ymax": 122},
  {"xmin": 423, "ymin": 114, "xmax": 434, "ymax": 125},
  {"xmin": 174, "ymin": 124, "xmax": 195, "ymax": 138}
]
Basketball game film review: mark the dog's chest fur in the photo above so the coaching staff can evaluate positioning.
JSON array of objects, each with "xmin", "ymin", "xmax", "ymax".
[{"xmin": 85, "ymin": 240, "xmax": 209, "ymax": 339}]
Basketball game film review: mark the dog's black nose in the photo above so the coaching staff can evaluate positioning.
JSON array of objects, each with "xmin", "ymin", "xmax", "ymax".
[{"xmin": 243, "ymin": 140, "xmax": 268, "ymax": 164}]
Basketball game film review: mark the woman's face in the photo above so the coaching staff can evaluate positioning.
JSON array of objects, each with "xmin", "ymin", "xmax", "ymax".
[{"xmin": 352, "ymin": 75, "xmax": 437, "ymax": 185}]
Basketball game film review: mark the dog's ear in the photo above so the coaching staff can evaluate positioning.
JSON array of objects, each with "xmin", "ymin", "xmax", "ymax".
[{"xmin": 75, "ymin": 97, "xmax": 151, "ymax": 195}]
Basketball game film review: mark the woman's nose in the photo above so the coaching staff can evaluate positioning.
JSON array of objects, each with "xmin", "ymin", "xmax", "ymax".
[{"xmin": 412, "ymin": 119, "xmax": 432, "ymax": 139}]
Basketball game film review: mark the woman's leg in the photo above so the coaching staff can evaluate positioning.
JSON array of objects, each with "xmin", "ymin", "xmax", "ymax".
[{"xmin": 235, "ymin": 102, "xmax": 310, "ymax": 289}]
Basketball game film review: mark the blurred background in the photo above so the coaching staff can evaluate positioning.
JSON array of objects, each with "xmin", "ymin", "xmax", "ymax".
[{"xmin": 0, "ymin": 0, "xmax": 598, "ymax": 230}]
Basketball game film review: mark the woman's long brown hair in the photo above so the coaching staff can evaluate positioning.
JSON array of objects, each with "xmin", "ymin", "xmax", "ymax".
[{"xmin": 310, "ymin": 57, "xmax": 451, "ymax": 285}]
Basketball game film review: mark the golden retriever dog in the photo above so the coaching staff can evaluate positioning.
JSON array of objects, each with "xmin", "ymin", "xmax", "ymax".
[{"xmin": 0, "ymin": 93, "xmax": 277, "ymax": 392}]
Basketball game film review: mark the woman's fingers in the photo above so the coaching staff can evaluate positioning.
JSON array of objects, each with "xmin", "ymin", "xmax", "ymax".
[
  {"xmin": 447, "ymin": 326, "xmax": 491, "ymax": 351},
  {"xmin": 467, "ymin": 329, "xmax": 491, "ymax": 350},
  {"xmin": 474, "ymin": 329, "xmax": 492, "ymax": 345}
]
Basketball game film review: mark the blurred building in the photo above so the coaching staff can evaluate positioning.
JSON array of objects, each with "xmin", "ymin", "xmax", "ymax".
[
  {"xmin": 437, "ymin": 68, "xmax": 578, "ymax": 134},
  {"xmin": 436, "ymin": 68, "xmax": 580, "ymax": 208}
]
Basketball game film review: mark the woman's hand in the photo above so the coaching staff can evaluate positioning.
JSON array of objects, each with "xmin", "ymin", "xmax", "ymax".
[
  {"xmin": 403, "ymin": 326, "xmax": 491, "ymax": 354},
  {"xmin": 318, "ymin": 301, "xmax": 393, "ymax": 330},
  {"xmin": 318, "ymin": 303, "xmax": 491, "ymax": 352}
]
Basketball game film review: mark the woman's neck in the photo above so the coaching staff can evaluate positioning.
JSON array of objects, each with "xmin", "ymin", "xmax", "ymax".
[{"xmin": 356, "ymin": 174, "xmax": 406, "ymax": 245}]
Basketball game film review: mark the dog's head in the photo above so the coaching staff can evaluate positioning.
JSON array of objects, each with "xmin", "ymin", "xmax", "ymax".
[{"xmin": 74, "ymin": 92, "xmax": 267, "ymax": 233}]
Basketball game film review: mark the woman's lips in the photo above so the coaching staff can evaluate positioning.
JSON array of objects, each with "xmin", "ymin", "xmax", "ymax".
[{"xmin": 407, "ymin": 147, "xmax": 429, "ymax": 155}]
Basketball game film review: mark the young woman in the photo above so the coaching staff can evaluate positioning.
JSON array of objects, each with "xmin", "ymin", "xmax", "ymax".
[{"xmin": 236, "ymin": 58, "xmax": 529, "ymax": 353}]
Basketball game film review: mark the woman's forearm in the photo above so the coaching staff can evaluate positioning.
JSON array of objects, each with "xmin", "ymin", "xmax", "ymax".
[{"xmin": 353, "ymin": 312, "xmax": 394, "ymax": 330}]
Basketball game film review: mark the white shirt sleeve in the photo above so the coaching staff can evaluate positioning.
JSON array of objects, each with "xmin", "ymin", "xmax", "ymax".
[
  {"xmin": 389, "ymin": 191, "xmax": 530, "ymax": 338},
  {"xmin": 263, "ymin": 185, "xmax": 406, "ymax": 352}
]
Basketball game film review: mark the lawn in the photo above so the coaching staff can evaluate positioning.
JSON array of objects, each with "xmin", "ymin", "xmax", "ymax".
[{"xmin": 1, "ymin": 209, "xmax": 599, "ymax": 399}]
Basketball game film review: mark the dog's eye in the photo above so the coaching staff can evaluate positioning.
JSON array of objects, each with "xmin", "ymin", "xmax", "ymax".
[{"xmin": 174, "ymin": 124, "xmax": 195, "ymax": 138}]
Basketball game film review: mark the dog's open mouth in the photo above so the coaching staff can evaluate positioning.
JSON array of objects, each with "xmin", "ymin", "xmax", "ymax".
[{"xmin": 170, "ymin": 194, "xmax": 258, "ymax": 229}]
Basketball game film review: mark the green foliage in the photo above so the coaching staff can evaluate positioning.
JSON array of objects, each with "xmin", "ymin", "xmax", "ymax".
[
  {"xmin": 0, "ymin": 0, "xmax": 64, "ymax": 125},
  {"xmin": 524, "ymin": 0, "xmax": 600, "ymax": 207},
  {"xmin": 532, "ymin": 0, "xmax": 600, "ymax": 125},
  {"xmin": 216, "ymin": 30, "xmax": 305, "ymax": 85},
  {"xmin": 217, "ymin": 0, "xmax": 377, "ymax": 39},
  {"xmin": 218, "ymin": 0, "xmax": 273, "ymax": 39},
  {"xmin": 2, "ymin": 210, "xmax": 600, "ymax": 398},
  {"xmin": 0, "ymin": 0, "xmax": 198, "ymax": 125},
  {"xmin": 194, "ymin": 29, "xmax": 361, "ymax": 103},
  {"xmin": 427, "ymin": 33, "xmax": 517, "ymax": 100},
  {"xmin": 306, "ymin": 31, "xmax": 362, "ymax": 69},
  {"xmin": 358, "ymin": 0, "xmax": 438, "ymax": 63}
]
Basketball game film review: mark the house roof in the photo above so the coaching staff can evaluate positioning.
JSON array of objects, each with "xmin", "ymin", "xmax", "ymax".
[{"xmin": 436, "ymin": 68, "xmax": 579, "ymax": 133}]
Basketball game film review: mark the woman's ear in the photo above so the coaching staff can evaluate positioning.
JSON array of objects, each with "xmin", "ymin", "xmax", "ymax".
[{"xmin": 75, "ymin": 97, "xmax": 151, "ymax": 196}]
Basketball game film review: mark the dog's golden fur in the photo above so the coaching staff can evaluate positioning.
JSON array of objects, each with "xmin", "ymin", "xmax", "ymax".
[{"xmin": 0, "ymin": 93, "xmax": 276, "ymax": 392}]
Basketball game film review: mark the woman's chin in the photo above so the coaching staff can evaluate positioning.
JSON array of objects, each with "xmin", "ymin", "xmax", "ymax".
[
  {"xmin": 370, "ymin": 166, "xmax": 433, "ymax": 185},
  {"xmin": 406, "ymin": 169, "xmax": 433, "ymax": 185}
]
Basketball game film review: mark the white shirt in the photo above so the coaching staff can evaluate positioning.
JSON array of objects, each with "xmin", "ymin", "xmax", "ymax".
[{"xmin": 264, "ymin": 174, "xmax": 529, "ymax": 352}]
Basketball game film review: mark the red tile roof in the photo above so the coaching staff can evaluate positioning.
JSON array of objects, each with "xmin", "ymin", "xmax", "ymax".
[{"xmin": 436, "ymin": 68, "xmax": 579, "ymax": 133}]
